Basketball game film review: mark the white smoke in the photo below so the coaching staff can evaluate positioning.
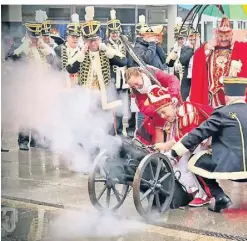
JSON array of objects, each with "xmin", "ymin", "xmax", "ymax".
[
  {"xmin": 48, "ymin": 209, "xmax": 147, "ymax": 240},
  {"xmin": 1, "ymin": 59, "xmax": 122, "ymax": 172}
]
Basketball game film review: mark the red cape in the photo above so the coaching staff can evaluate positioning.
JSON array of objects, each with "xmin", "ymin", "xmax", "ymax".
[
  {"xmin": 191, "ymin": 42, "xmax": 247, "ymax": 105},
  {"xmin": 190, "ymin": 43, "xmax": 209, "ymax": 105},
  {"xmin": 231, "ymin": 41, "xmax": 247, "ymax": 102}
]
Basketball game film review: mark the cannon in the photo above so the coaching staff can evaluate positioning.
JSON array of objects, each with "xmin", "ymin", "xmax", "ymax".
[{"xmin": 88, "ymin": 136, "xmax": 192, "ymax": 219}]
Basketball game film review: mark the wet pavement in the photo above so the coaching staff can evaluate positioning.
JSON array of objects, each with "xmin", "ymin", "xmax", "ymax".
[{"xmin": 1, "ymin": 131, "xmax": 247, "ymax": 241}]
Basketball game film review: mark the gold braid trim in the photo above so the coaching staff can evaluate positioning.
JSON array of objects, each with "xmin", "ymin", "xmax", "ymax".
[
  {"xmin": 78, "ymin": 50, "xmax": 110, "ymax": 87},
  {"xmin": 61, "ymin": 45, "xmax": 68, "ymax": 70},
  {"xmin": 100, "ymin": 50, "xmax": 111, "ymax": 85}
]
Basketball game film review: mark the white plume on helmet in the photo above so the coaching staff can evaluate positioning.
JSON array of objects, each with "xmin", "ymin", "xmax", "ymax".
[
  {"xmin": 138, "ymin": 15, "xmax": 146, "ymax": 24},
  {"xmin": 110, "ymin": 9, "xmax": 116, "ymax": 20},
  {"xmin": 85, "ymin": 6, "xmax": 95, "ymax": 22},
  {"xmin": 35, "ymin": 10, "xmax": 48, "ymax": 23},
  {"xmin": 71, "ymin": 13, "xmax": 79, "ymax": 23}
]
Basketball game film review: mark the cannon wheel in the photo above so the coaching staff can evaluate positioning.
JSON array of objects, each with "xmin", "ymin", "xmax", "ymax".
[
  {"xmin": 133, "ymin": 153, "xmax": 175, "ymax": 219},
  {"xmin": 88, "ymin": 150, "xmax": 130, "ymax": 211}
]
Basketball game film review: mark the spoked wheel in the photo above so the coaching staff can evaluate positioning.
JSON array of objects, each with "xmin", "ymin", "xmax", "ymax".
[
  {"xmin": 88, "ymin": 150, "xmax": 130, "ymax": 211},
  {"xmin": 133, "ymin": 153, "xmax": 175, "ymax": 219}
]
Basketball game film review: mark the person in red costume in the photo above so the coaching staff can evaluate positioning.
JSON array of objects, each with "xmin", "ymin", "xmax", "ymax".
[
  {"xmin": 148, "ymin": 85, "xmax": 213, "ymax": 207},
  {"xmin": 190, "ymin": 15, "xmax": 247, "ymax": 107},
  {"xmin": 125, "ymin": 66, "xmax": 181, "ymax": 144}
]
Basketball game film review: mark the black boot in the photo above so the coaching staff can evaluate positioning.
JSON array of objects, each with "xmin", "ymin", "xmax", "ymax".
[
  {"xmin": 19, "ymin": 143, "xmax": 29, "ymax": 151},
  {"xmin": 208, "ymin": 195, "xmax": 232, "ymax": 213},
  {"xmin": 1, "ymin": 147, "xmax": 9, "ymax": 152}
]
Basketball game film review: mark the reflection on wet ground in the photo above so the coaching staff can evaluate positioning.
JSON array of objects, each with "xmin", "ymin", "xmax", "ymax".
[{"xmin": 1, "ymin": 132, "xmax": 247, "ymax": 241}]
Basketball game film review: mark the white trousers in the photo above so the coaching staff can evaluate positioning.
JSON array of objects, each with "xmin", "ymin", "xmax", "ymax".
[{"xmin": 173, "ymin": 147, "xmax": 207, "ymax": 198}]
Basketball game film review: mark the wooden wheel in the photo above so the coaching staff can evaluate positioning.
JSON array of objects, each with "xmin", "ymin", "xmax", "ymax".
[
  {"xmin": 88, "ymin": 150, "xmax": 130, "ymax": 211},
  {"xmin": 133, "ymin": 153, "xmax": 175, "ymax": 219}
]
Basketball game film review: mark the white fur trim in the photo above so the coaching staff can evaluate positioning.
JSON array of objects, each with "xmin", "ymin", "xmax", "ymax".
[
  {"xmin": 188, "ymin": 150, "xmax": 247, "ymax": 180},
  {"xmin": 35, "ymin": 10, "xmax": 48, "ymax": 23},
  {"xmin": 110, "ymin": 9, "xmax": 116, "ymax": 20},
  {"xmin": 229, "ymin": 60, "xmax": 242, "ymax": 77},
  {"xmin": 85, "ymin": 6, "xmax": 94, "ymax": 21},
  {"xmin": 67, "ymin": 51, "xmax": 85, "ymax": 65},
  {"xmin": 71, "ymin": 13, "xmax": 79, "ymax": 23},
  {"xmin": 139, "ymin": 15, "xmax": 145, "ymax": 24},
  {"xmin": 172, "ymin": 141, "xmax": 189, "ymax": 156}
]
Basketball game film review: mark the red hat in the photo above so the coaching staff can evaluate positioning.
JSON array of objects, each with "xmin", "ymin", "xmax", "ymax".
[
  {"xmin": 217, "ymin": 16, "xmax": 232, "ymax": 34},
  {"xmin": 147, "ymin": 85, "xmax": 172, "ymax": 111}
]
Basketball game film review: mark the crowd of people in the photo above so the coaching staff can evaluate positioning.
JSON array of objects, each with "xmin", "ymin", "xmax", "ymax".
[{"xmin": 1, "ymin": 6, "xmax": 247, "ymax": 213}]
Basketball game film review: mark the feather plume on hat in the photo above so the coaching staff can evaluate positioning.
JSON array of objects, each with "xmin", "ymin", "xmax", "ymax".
[
  {"xmin": 139, "ymin": 15, "xmax": 145, "ymax": 24},
  {"xmin": 35, "ymin": 10, "xmax": 48, "ymax": 23},
  {"xmin": 110, "ymin": 9, "xmax": 116, "ymax": 20},
  {"xmin": 71, "ymin": 13, "xmax": 79, "ymax": 23},
  {"xmin": 175, "ymin": 17, "xmax": 183, "ymax": 25},
  {"xmin": 85, "ymin": 6, "xmax": 95, "ymax": 22}
]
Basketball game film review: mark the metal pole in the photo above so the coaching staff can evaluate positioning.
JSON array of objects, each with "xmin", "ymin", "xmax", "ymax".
[{"xmin": 134, "ymin": 5, "xmax": 138, "ymax": 39}]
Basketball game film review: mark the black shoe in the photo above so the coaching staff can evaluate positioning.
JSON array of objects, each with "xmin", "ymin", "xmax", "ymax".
[
  {"xmin": 208, "ymin": 195, "xmax": 232, "ymax": 213},
  {"xmin": 1, "ymin": 147, "xmax": 9, "ymax": 152},
  {"xmin": 19, "ymin": 143, "xmax": 29, "ymax": 151},
  {"xmin": 127, "ymin": 130, "xmax": 135, "ymax": 138}
]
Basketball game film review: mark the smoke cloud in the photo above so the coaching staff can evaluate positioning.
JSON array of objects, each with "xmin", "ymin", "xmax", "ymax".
[
  {"xmin": 48, "ymin": 209, "xmax": 147, "ymax": 240},
  {"xmin": 2, "ymin": 59, "xmax": 122, "ymax": 172}
]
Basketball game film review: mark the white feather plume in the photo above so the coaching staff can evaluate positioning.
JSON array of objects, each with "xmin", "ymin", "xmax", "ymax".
[
  {"xmin": 85, "ymin": 6, "xmax": 95, "ymax": 22},
  {"xmin": 110, "ymin": 9, "xmax": 116, "ymax": 20},
  {"xmin": 35, "ymin": 10, "xmax": 48, "ymax": 23},
  {"xmin": 71, "ymin": 13, "xmax": 79, "ymax": 23},
  {"xmin": 176, "ymin": 17, "xmax": 183, "ymax": 25},
  {"xmin": 139, "ymin": 15, "xmax": 145, "ymax": 24}
]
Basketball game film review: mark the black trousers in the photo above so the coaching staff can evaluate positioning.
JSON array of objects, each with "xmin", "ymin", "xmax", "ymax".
[
  {"xmin": 18, "ymin": 129, "xmax": 37, "ymax": 146},
  {"xmin": 196, "ymin": 175, "xmax": 225, "ymax": 200},
  {"xmin": 181, "ymin": 77, "xmax": 191, "ymax": 101}
]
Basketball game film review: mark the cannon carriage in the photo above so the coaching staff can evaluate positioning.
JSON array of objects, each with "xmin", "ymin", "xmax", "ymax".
[{"xmin": 87, "ymin": 136, "xmax": 191, "ymax": 219}]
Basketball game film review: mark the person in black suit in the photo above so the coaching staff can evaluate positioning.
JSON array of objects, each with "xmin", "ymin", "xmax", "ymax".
[{"xmin": 171, "ymin": 76, "xmax": 247, "ymax": 213}]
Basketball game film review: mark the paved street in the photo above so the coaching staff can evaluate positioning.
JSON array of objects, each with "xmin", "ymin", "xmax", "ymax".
[{"xmin": 1, "ymin": 131, "xmax": 247, "ymax": 241}]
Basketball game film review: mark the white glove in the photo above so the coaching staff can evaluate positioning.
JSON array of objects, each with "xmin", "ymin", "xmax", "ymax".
[
  {"xmin": 99, "ymin": 43, "xmax": 108, "ymax": 52},
  {"xmin": 163, "ymin": 151, "xmax": 177, "ymax": 166},
  {"xmin": 14, "ymin": 38, "xmax": 31, "ymax": 56}
]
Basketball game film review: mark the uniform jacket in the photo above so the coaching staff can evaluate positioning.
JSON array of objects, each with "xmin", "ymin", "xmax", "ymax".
[
  {"xmin": 133, "ymin": 67, "xmax": 181, "ymax": 145},
  {"xmin": 106, "ymin": 38, "xmax": 133, "ymax": 90},
  {"xmin": 7, "ymin": 38, "xmax": 55, "ymax": 66},
  {"xmin": 172, "ymin": 101, "xmax": 247, "ymax": 180},
  {"xmin": 133, "ymin": 37, "xmax": 166, "ymax": 70},
  {"xmin": 65, "ymin": 45, "xmax": 127, "ymax": 87}
]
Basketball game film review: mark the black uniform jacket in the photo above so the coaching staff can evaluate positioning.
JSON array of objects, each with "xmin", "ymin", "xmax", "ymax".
[{"xmin": 172, "ymin": 102, "xmax": 247, "ymax": 180}]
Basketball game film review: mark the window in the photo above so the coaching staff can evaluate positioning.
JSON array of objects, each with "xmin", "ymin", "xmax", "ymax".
[
  {"xmin": 204, "ymin": 21, "xmax": 213, "ymax": 41},
  {"xmin": 48, "ymin": 8, "xmax": 71, "ymax": 21}
]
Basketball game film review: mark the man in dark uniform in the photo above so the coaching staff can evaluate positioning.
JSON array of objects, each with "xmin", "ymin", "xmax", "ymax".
[
  {"xmin": 7, "ymin": 10, "xmax": 55, "ymax": 151},
  {"xmin": 105, "ymin": 9, "xmax": 132, "ymax": 135},
  {"xmin": 171, "ymin": 76, "xmax": 247, "ymax": 213},
  {"xmin": 66, "ymin": 6, "xmax": 127, "ymax": 112},
  {"xmin": 54, "ymin": 13, "xmax": 82, "ymax": 87}
]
